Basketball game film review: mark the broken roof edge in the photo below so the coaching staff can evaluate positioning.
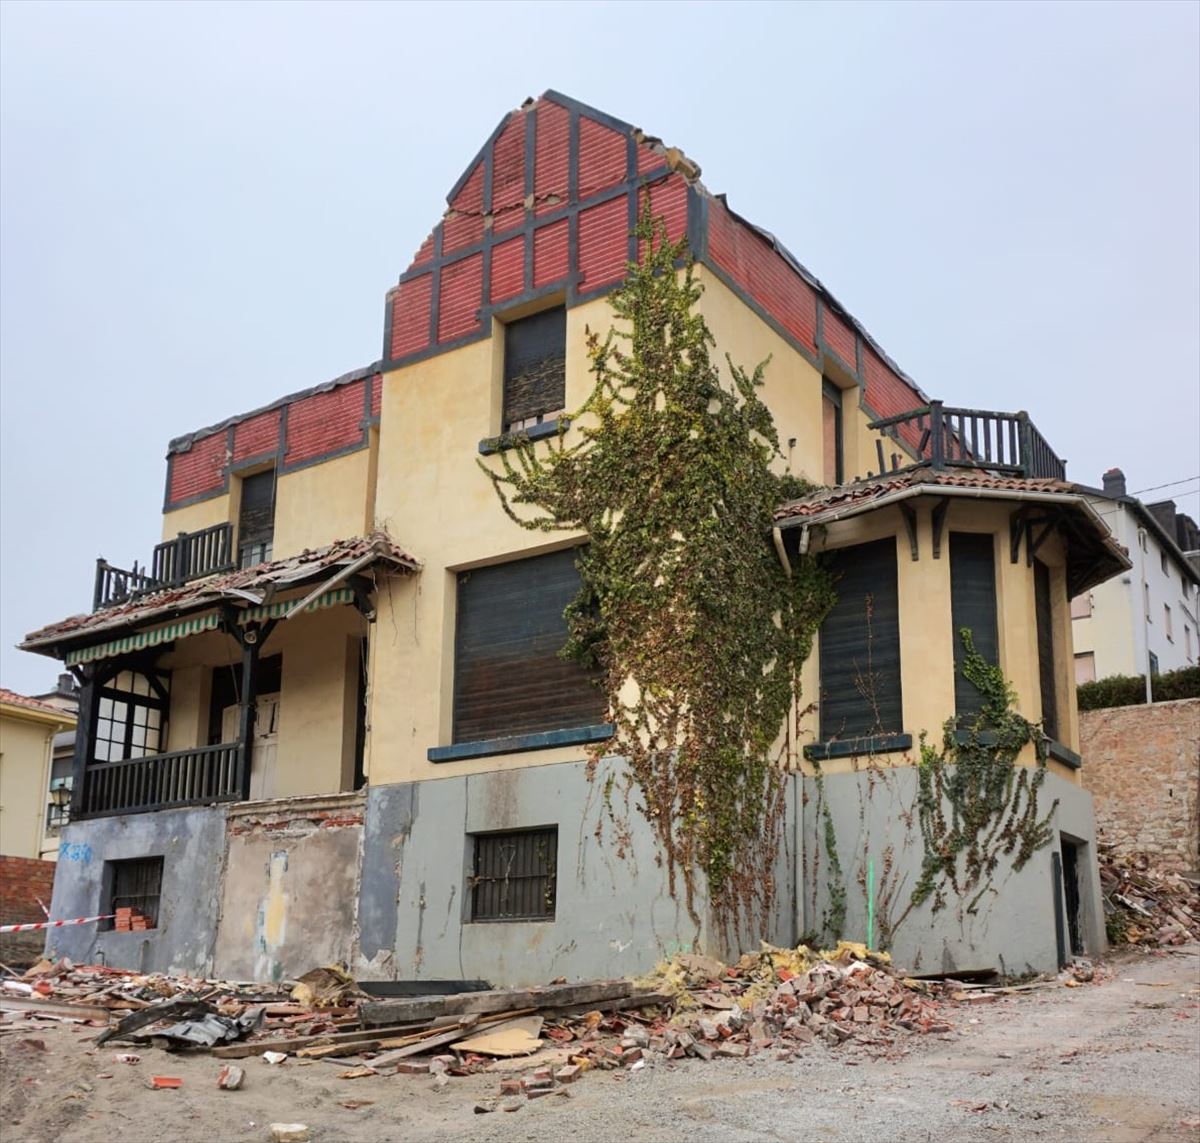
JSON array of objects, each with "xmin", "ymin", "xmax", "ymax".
[
  {"xmin": 774, "ymin": 473, "xmax": 1131, "ymax": 596},
  {"xmin": 167, "ymin": 361, "xmax": 381, "ymax": 457},
  {"xmin": 19, "ymin": 531, "xmax": 421, "ymax": 658}
]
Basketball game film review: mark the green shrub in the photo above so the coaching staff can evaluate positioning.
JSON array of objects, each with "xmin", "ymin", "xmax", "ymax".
[{"xmin": 1077, "ymin": 665, "xmax": 1200, "ymax": 711}]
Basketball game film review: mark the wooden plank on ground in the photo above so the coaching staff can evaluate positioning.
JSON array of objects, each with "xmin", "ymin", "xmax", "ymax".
[
  {"xmin": 359, "ymin": 980, "xmax": 633, "ymax": 1027},
  {"xmin": 0, "ymin": 995, "xmax": 112, "ymax": 1021},
  {"xmin": 211, "ymin": 1021, "xmax": 430, "ymax": 1059}
]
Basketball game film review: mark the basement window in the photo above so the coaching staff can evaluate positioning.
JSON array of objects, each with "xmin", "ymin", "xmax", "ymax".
[
  {"xmin": 502, "ymin": 307, "xmax": 566, "ymax": 433},
  {"xmin": 469, "ymin": 828, "xmax": 557, "ymax": 922},
  {"xmin": 105, "ymin": 856, "xmax": 163, "ymax": 931}
]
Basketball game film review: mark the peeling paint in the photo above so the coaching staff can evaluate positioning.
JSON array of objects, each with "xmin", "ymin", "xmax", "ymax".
[{"xmin": 255, "ymin": 850, "xmax": 289, "ymax": 983}]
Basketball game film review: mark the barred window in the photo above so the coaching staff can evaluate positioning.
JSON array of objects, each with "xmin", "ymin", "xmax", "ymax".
[
  {"xmin": 106, "ymin": 857, "xmax": 163, "ymax": 931},
  {"xmin": 469, "ymin": 828, "xmax": 557, "ymax": 922}
]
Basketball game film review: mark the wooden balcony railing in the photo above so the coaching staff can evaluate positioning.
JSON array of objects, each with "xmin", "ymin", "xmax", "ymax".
[
  {"xmin": 78, "ymin": 743, "xmax": 244, "ymax": 817},
  {"xmin": 867, "ymin": 402, "xmax": 1066, "ymax": 481},
  {"xmin": 93, "ymin": 523, "xmax": 235, "ymax": 610}
]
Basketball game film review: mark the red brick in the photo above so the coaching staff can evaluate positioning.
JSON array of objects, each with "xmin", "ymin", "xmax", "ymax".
[
  {"xmin": 284, "ymin": 380, "xmax": 365, "ymax": 466},
  {"xmin": 233, "ymin": 409, "xmax": 281, "ymax": 463},
  {"xmin": 533, "ymin": 218, "xmax": 568, "ymax": 288},
  {"xmin": 534, "ymin": 99, "xmax": 570, "ymax": 215},
  {"xmin": 389, "ymin": 275, "xmax": 433, "ymax": 360},
  {"xmin": 578, "ymin": 116, "xmax": 627, "ymax": 198},
  {"xmin": 437, "ymin": 254, "xmax": 484, "ymax": 343},
  {"xmin": 578, "ymin": 195, "xmax": 628, "ymax": 290},
  {"xmin": 168, "ymin": 432, "xmax": 226, "ymax": 505},
  {"xmin": 489, "ymin": 235, "xmax": 525, "ymax": 304},
  {"xmin": 822, "ymin": 306, "xmax": 857, "ymax": 370}
]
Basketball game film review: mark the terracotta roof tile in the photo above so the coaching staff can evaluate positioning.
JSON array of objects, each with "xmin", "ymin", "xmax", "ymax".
[
  {"xmin": 0, "ymin": 689, "xmax": 72, "ymax": 716},
  {"xmin": 21, "ymin": 531, "xmax": 420, "ymax": 654}
]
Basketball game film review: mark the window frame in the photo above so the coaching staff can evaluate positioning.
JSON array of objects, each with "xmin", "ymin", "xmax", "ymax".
[
  {"xmin": 236, "ymin": 467, "xmax": 277, "ymax": 569},
  {"xmin": 468, "ymin": 827, "xmax": 558, "ymax": 923},
  {"xmin": 104, "ymin": 856, "xmax": 164, "ymax": 931},
  {"xmin": 501, "ymin": 306, "xmax": 567, "ymax": 434}
]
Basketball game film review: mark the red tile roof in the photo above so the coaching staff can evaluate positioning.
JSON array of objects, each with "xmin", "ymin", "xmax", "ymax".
[
  {"xmin": 21, "ymin": 532, "xmax": 420, "ymax": 655},
  {"xmin": 0, "ymin": 689, "xmax": 73, "ymax": 716},
  {"xmin": 774, "ymin": 469, "xmax": 1078, "ymax": 524}
]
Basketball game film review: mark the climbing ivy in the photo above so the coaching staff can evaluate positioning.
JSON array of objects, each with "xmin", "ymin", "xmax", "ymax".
[
  {"xmin": 909, "ymin": 630, "xmax": 1058, "ymax": 915},
  {"xmin": 482, "ymin": 207, "xmax": 834, "ymax": 930}
]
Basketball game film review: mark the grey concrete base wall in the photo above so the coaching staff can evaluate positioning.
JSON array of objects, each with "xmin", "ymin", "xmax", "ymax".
[
  {"xmin": 46, "ymin": 808, "xmax": 227, "ymax": 976},
  {"xmin": 357, "ymin": 757, "xmax": 716, "ymax": 986},
  {"xmin": 798, "ymin": 767, "xmax": 1106, "ymax": 976},
  {"xmin": 212, "ymin": 795, "xmax": 364, "ymax": 983}
]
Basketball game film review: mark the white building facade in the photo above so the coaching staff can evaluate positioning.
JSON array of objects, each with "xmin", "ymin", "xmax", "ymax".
[{"xmin": 1071, "ymin": 469, "xmax": 1200, "ymax": 686}]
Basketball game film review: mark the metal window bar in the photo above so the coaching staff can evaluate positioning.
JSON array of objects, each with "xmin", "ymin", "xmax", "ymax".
[
  {"xmin": 108, "ymin": 857, "xmax": 163, "ymax": 929},
  {"xmin": 471, "ymin": 828, "xmax": 557, "ymax": 922}
]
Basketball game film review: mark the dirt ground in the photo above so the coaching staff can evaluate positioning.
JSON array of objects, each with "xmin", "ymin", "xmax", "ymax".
[{"xmin": 3, "ymin": 945, "xmax": 1198, "ymax": 1143}]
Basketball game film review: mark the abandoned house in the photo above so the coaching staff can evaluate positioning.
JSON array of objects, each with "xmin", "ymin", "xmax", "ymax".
[{"xmin": 20, "ymin": 92, "xmax": 1130, "ymax": 984}]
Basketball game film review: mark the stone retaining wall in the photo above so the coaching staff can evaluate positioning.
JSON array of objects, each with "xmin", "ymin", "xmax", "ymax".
[{"xmin": 1081, "ymin": 698, "xmax": 1200, "ymax": 872}]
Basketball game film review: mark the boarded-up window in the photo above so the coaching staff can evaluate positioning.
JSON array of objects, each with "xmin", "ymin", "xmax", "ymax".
[
  {"xmin": 818, "ymin": 538, "xmax": 903, "ymax": 740},
  {"xmin": 453, "ymin": 548, "xmax": 604, "ymax": 743},
  {"xmin": 1074, "ymin": 652, "xmax": 1096, "ymax": 685},
  {"xmin": 1034, "ymin": 559, "xmax": 1059, "ymax": 741},
  {"xmin": 470, "ymin": 828, "xmax": 557, "ymax": 922},
  {"xmin": 238, "ymin": 469, "xmax": 276, "ymax": 568},
  {"xmin": 950, "ymin": 533, "xmax": 999, "ymax": 720},
  {"xmin": 503, "ymin": 307, "xmax": 566, "ymax": 432},
  {"xmin": 822, "ymin": 379, "xmax": 844, "ymax": 486}
]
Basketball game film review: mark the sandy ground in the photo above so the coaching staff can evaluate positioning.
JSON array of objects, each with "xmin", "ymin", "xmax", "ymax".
[{"xmin": 3, "ymin": 945, "xmax": 1199, "ymax": 1143}]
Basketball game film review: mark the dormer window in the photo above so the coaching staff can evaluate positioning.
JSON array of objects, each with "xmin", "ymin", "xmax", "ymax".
[
  {"xmin": 237, "ymin": 469, "xmax": 276, "ymax": 568},
  {"xmin": 503, "ymin": 307, "xmax": 566, "ymax": 433}
]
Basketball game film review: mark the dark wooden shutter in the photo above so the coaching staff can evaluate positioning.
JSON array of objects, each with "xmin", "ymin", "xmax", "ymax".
[
  {"xmin": 238, "ymin": 470, "xmax": 276, "ymax": 559},
  {"xmin": 822, "ymin": 378, "xmax": 844, "ymax": 486},
  {"xmin": 950, "ymin": 532, "xmax": 999, "ymax": 720},
  {"xmin": 818, "ymin": 538, "xmax": 903, "ymax": 741},
  {"xmin": 453, "ymin": 548, "xmax": 603, "ymax": 743},
  {"xmin": 503, "ymin": 308, "xmax": 566, "ymax": 430},
  {"xmin": 1034, "ymin": 559, "xmax": 1058, "ymax": 740}
]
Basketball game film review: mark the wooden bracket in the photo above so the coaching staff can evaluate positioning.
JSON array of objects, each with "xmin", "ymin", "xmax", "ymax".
[
  {"xmin": 899, "ymin": 501, "xmax": 919, "ymax": 561},
  {"xmin": 930, "ymin": 497, "xmax": 951, "ymax": 559}
]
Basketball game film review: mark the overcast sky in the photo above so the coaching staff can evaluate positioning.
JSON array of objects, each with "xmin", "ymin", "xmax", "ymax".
[{"xmin": 1, "ymin": 0, "xmax": 1197, "ymax": 694}]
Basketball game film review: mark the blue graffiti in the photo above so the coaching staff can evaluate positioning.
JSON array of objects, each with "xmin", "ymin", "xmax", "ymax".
[{"xmin": 58, "ymin": 841, "xmax": 93, "ymax": 864}]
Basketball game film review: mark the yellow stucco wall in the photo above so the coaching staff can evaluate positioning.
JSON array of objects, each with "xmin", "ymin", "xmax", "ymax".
[
  {"xmin": 158, "ymin": 603, "xmax": 367, "ymax": 797},
  {"xmin": 797, "ymin": 499, "xmax": 1081, "ymax": 783},
  {"xmin": 162, "ymin": 494, "xmax": 232, "ymax": 543},
  {"xmin": 0, "ymin": 709, "xmax": 65, "ymax": 859}
]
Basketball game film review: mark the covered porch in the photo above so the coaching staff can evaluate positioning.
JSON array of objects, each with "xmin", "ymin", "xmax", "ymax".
[{"xmin": 21, "ymin": 534, "xmax": 420, "ymax": 820}]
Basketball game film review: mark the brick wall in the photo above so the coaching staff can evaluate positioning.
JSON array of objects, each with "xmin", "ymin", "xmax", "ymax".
[
  {"xmin": 0, "ymin": 855, "xmax": 56, "ymax": 924},
  {"xmin": 1081, "ymin": 698, "xmax": 1200, "ymax": 872}
]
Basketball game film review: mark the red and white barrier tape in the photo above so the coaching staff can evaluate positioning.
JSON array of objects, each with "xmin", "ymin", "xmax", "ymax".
[{"xmin": 0, "ymin": 914, "xmax": 115, "ymax": 934}]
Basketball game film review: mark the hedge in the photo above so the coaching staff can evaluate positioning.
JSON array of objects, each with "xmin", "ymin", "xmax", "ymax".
[{"xmin": 1076, "ymin": 665, "xmax": 1200, "ymax": 711}]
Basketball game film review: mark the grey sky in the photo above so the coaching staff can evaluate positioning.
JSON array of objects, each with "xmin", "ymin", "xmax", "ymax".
[{"xmin": 2, "ymin": 0, "xmax": 1197, "ymax": 694}]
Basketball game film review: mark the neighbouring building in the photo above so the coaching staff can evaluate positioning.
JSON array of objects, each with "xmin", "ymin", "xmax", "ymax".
[
  {"xmin": 20, "ymin": 92, "xmax": 1129, "ymax": 983},
  {"xmin": 0, "ymin": 688, "xmax": 77, "ymax": 862},
  {"xmin": 1070, "ymin": 469, "xmax": 1200, "ymax": 686}
]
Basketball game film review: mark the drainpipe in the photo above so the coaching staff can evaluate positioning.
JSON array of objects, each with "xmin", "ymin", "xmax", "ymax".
[{"xmin": 1138, "ymin": 527, "xmax": 1152, "ymax": 704}]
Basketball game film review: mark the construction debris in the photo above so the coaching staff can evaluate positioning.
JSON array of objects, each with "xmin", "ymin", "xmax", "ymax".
[
  {"xmin": 0, "ymin": 942, "xmax": 960, "ymax": 1101},
  {"xmin": 1099, "ymin": 847, "xmax": 1200, "ymax": 946}
]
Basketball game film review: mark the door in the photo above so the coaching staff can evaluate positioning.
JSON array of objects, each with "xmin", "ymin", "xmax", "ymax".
[{"xmin": 222, "ymin": 693, "xmax": 280, "ymax": 801}]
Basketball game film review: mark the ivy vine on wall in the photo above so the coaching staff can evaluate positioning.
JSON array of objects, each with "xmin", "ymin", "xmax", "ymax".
[
  {"xmin": 482, "ymin": 207, "xmax": 834, "ymax": 932},
  {"xmin": 908, "ymin": 630, "xmax": 1058, "ymax": 917}
]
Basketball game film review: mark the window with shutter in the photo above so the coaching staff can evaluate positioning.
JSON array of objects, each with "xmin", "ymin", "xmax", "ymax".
[
  {"xmin": 502, "ymin": 308, "xmax": 566, "ymax": 432},
  {"xmin": 238, "ymin": 469, "xmax": 276, "ymax": 568},
  {"xmin": 949, "ymin": 532, "xmax": 999, "ymax": 721},
  {"xmin": 1034, "ymin": 559, "xmax": 1059, "ymax": 741},
  {"xmin": 453, "ymin": 548, "xmax": 604, "ymax": 744},
  {"xmin": 822, "ymin": 379, "xmax": 844, "ymax": 486},
  {"xmin": 818, "ymin": 538, "xmax": 903, "ymax": 741}
]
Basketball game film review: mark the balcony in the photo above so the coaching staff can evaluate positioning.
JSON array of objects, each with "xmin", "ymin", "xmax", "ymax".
[
  {"xmin": 93, "ymin": 523, "xmax": 235, "ymax": 611},
  {"xmin": 867, "ymin": 402, "xmax": 1066, "ymax": 481},
  {"xmin": 78, "ymin": 743, "xmax": 244, "ymax": 818}
]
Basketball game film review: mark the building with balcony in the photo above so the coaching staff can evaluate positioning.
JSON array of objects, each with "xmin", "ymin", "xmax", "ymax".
[{"xmin": 21, "ymin": 92, "xmax": 1128, "ymax": 984}]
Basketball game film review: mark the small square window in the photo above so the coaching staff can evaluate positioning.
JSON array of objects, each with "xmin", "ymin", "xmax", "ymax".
[
  {"xmin": 469, "ymin": 828, "xmax": 557, "ymax": 922},
  {"xmin": 105, "ymin": 857, "xmax": 163, "ymax": 931}
]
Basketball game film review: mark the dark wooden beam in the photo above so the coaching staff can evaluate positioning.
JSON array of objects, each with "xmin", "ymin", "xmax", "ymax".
[
  {"xmin": 930, "ymin": 497, "xmax": 951, "ymax": 559},
  {"xmin": 898, "ymin": 501, "xmax": 919, "ymax": 561}
]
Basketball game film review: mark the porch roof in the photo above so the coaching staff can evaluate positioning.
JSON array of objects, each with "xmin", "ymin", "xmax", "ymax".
[
  {"xmin": 21, "ymin": 532, "xmax": 420, "ymax": 661},
  {"xmin": 774, "ymin": 467, "xmax": 1132, "ymax": 597}
]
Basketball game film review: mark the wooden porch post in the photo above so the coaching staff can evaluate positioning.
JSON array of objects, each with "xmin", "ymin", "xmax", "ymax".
[
  {"xmin": 237, "ymin": 626, "xmax": 261, "ymax": 802},
  {"xmin": 67, "ymin": 665, "xmax": 97, "ymax": 820}
]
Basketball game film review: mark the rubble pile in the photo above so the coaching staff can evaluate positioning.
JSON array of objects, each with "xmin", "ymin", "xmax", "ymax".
[
  {"xmin": 1099, "ymin": 847, "xmax": 1200, "ymax": 947},
  {"xmin": 2, "ymin": 943, "xmax": 953, "ymax": 1106}
]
